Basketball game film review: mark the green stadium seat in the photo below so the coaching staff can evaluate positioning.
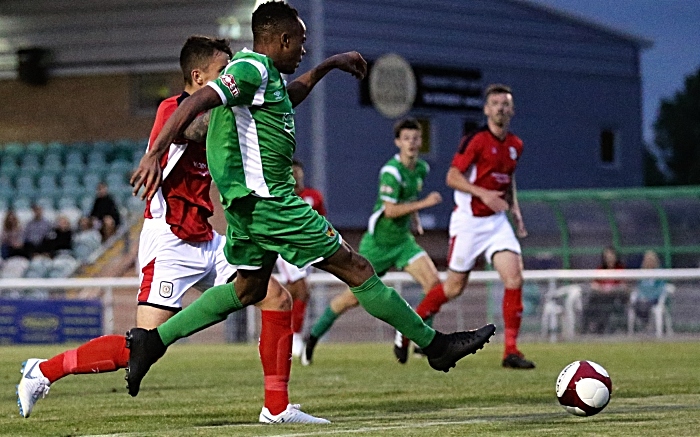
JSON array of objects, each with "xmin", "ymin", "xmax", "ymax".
[
  {"xmin": 26, "ymin": 141, "xmax": 46, "ymax": 155},
  {"xmin": 46, "ymin": 141, "xmax": 65, "ymax": 155},
  {"xmin": 2, "ymin": 142, "xmax": 24, "ymax": 159}
]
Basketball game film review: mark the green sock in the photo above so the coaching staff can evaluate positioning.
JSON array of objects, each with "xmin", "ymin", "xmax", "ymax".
[
  {"xmin": 351, "ymin": 274, "xmax": 435, "ymax": 348},
  {"xmin": 157, "ymin": 282, "xmax": 243, "ymax": 346},
  {"xmin": 310, "ymin": 306, "xmax": 339, "ymax": 339}
]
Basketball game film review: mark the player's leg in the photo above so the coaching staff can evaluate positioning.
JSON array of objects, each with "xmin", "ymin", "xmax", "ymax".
[
  {"xmin": 255, "ymin": 277, "xmax": 329, "ymax": 423},
  {"xmin": 19, "ymin": 227, "xmax": 199, "ymax": 416},
  {"xmin": 394, "ymin": 252, "xmax": 443, "ymax": 362},
  {"xmin": 302, "ymin": 289, "xmax": 359, "ymax": 366},
  {"xmin": 275, "ymin": 256, "xmax": 310, "ymax": 357},
  {"xmin": 315, "ymin": 242, "xmax": 495, "ymax": 372},
  {"xmin": 492, "ymin": 250, "xmax": 533, "ymax": 369}
]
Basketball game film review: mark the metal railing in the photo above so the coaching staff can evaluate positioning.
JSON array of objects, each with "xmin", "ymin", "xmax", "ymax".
[{"xmin": 1, "ymin": 269, "xmax": 698, "ymax": 343}]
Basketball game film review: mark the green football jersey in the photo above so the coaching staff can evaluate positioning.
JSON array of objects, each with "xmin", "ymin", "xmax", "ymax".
[
  {"xmin": 206, "ymin": 48, "xmax": 296, "ymax": 209},
  {"xmin": 367, "ymin": 155, "xmax": 429, "ymax": 244}
]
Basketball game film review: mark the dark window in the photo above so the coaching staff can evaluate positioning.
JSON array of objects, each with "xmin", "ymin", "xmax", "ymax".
[
  {"xmin": 416, "ymin": 118, "xmax": 431, "ymax": 154},
  {"xmin": 600, "ymin": 129, "xmax": 616, "ymax": 164}
]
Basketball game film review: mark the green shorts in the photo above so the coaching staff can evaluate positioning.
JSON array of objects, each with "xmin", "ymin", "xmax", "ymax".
[
  {"xmin": 358, "ymin": 232, "xmax": 426, "ymax": 276},
  {"xmin": 223, "ymin": 194, "xmax": 341, "ymax": 269}
]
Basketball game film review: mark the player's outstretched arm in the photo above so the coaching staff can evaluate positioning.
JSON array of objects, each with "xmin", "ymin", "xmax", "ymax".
[
  {"xmin": 183, "ymin": 110, "xmax": 211, "ymax": 143},
  {"xmin": 287, "ymin": 51, "xmax": 367, "ymax": 107},
  {"xmin": 130, "ymin": 87, "xmax": 222, "ymax": 200},
  {"xmin": 383, "ymin": 191, "xmax": 442, "ymax": 219}
]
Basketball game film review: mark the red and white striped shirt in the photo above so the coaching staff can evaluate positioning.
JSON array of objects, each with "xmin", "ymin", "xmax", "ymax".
[
  {"xmin": 451, "ymin": 126, "xmax": 523, "ymax": 217},
  {"xmin": 143, "ymin": 92, "xmax": 214, "ymax": 242}
]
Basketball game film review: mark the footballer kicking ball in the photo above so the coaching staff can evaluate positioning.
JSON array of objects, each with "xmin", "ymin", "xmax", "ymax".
[{"xmin": 555, "ymin": 360, "xmax": 612, "ymax": 416}]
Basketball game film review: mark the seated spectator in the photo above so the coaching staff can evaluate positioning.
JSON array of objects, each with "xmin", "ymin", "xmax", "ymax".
[
  {"xmin": 583, "ymin": 246, "xmax": 629, "ymax": 334},
  {"xmin": 43, "ymin": 215, "xmax": 74, "ymax": 257},
  {"xmin": 23, "ymin": 204, "xmax": 53, "ymax": 258},
  {"xmin": 633, "ymin": 250, "xmax": 667, "ymax": 326},
  {"xmin": 1, "ymin": 210, "xmax": 25, "ymax": 259},
  {"xmin": 90, "ymin": 182, "xmax": 121, "ymax": 231},
  {"xmin": 73, "ymin": 216, "xmax": 102, "ymax": 261},
  {"xmin": 100, "ymin": 215, "xmax": 117, "ymax": 242}
]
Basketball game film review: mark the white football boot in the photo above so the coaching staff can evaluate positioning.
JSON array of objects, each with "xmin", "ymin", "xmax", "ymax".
[
  {"xmin": 291, "ymin": 333, "xmax": 304, "ymax": 358},
  {"xmin": 17, "ymin": 358, "xmax": 50, "ymax": 418},
  {"xmin": 259, "ymin": 404, "xmax": 330, "ymax": 424}
]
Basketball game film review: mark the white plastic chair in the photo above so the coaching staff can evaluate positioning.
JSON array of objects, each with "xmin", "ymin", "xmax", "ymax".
[
  {"xmin": 541, "ymin": 284, "xmax": 583, "ymax": 342},
  {"xmin": 627, "ymin": 283, "xmax": 675, "ymax": 338}
]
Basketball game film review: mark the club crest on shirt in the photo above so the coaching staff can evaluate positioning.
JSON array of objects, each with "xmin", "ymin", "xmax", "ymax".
[
  {"xmin": 323, "ymin": 222, "xmax": 336, "ymax": 239},
  {"xmin": 159, "ymin": 281, "xmax": 174, "ymax": 298},
  {"xmin": 509, "ymin": 146, "xmax": 518, "ymax": 160},
  {"xmin": 220, "ymin": 74, "xmax": 240, "ymax": 97}
]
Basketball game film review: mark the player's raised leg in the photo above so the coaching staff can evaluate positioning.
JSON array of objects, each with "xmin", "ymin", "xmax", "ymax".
[
  {"xmin": 493, "ymin": 250, "xmax": 535, "ymax": 369},
  {"xmin": 315, "ymin": 242, "xmax": 495, "ymax": 372},
  {"xmin": 394, "ymin": 253, "xmax": 446, "ymax": 363}
]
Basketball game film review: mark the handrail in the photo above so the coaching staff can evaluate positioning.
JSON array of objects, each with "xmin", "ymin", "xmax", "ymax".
[{"xmin": 1, "ymin": 269, "xmax": 699, "ymax": 289}]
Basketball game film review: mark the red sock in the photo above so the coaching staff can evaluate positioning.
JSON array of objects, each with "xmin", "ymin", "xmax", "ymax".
[
  {"xmin": 260, "ymin": 310, "xmax": 292, "ymax": 415},
  {"xmin": 416, "ymin": 283, "xmax": 449, "ymax": 320},
  {"xmin": 502, "ymin": 288, "xmax": 523, "ymax": 357},
  {"xmin": 38, "ymin": 335, "xmax": 130, "ymax": 384},
  {"xmin": 291, "ymin": 299, "xmax": 307, "ymax": 334}
]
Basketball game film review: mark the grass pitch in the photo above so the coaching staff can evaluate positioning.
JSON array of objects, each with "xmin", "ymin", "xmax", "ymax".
[{"xmin": 2, "ymin": 340, "xmax": 700, "ymax": 436}]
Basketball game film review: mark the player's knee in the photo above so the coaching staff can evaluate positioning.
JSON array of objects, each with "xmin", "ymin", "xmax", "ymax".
[{"xmin": 503, "ymin": 275, "xmax": 523, "ymax": 290}]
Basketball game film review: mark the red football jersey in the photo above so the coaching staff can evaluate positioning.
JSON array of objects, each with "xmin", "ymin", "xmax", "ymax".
[
  {"xmin": 298, "ymin": 187, "xmax": 326, "ymax": 216},
  {"xmin": 450, "ymin": 127, "xmax": 523, "ymax": 217},
  {"xmin": 144, "ymin": 92, "xmax": 214, "ymax": 242}
]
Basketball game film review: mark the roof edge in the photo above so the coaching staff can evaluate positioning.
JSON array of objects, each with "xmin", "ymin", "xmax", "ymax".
[{"xmin": 509, "ymin": 0, "xmax": 653, "ymax": 49}]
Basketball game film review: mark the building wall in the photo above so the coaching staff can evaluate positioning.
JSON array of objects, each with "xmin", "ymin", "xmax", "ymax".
[{"xmin": 291, "ymin": 0, "xmax": 645, "ymax": 228}]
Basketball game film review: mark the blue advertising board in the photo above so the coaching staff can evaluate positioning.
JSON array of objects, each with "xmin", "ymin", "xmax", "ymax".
[{"xmin": 0, "ymin": 299, "xmax": 102, "ymax": 344}]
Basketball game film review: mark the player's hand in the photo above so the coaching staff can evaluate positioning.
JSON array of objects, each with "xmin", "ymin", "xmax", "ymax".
[
  {"xmin": 480, "ymin": 190, "xmax": 509, "ymax": 213},
  {"xmin": 511, "ymin": 209, "xmax": 528, "ymax": 238},
  {"xmin": 422, "ymin": 191, "xmax": 443, "ymax": 208},
  {"xmin": 130, "ymin": 152, "xmax": 162, "ymax": 201},
  {"xmin": 332, "ymin": 51, "xmax": 367, "ymax": 79}
]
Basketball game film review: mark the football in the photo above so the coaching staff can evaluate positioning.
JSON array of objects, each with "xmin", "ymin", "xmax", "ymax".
[{"xmin": 555, "ymin": 360, "xmax": 612, "ymax": 416}]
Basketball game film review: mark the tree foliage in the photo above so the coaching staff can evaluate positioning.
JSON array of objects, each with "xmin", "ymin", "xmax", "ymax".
[{"xmin": 653, "ymin": 67, "xmax": 700, "ymax": 185}]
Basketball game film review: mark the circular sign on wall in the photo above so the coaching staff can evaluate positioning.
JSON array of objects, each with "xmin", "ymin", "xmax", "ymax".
[{"xmin": 369, "ymin": 53, "xmax": 416, "ymax": 119}]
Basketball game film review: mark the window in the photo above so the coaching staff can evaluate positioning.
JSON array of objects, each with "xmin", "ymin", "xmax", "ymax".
[
  {"xmin": 600, "ymin": 129, "xmax": 617, "ymax": 164},
  {"xmin": 416, "ymin": 118, "xmax": 432, "ymax": 155}
]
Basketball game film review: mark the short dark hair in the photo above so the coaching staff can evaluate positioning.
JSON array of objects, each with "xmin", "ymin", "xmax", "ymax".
[
  {"xmin": 252, "ymin": 1, "xmax": 300, "ymax": 42},
  {"xmin": 180, "ymin": 36, "xmax": 232, "ymax": 85},
  {"xmin": 484, "ymin": 83, "xmax": 512, "ymax": 100},
  {"xmin": 292, "ymin": 159, "xmax": 303, "ymax": 169},
  {"xmin": 393, "ymin": 118, "xmax": 421, "ymax": 139}
]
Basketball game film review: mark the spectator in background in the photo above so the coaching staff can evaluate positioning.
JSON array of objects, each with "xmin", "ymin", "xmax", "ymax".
[
  {"xmin": 23, "ymin": 204, "xmax": 53, "ymax": 257},
  {"xmin": 44, "ymin": 215, "xmax": 74, "ymax": 257},
  {"xmin": 100, "ymin": 215, "xmax": 117, "ymax": 242},
  {"xmin": 90, "ymin": 182, "xmax": 121, "ymax": 231},
  {"xmin": 73, "ymin": 216, "xmax": 102, "ymax": 261},
  {"xmin": 633, "ymin": 250, "xmax": 667, "ymax": 326},
  {"xmin": 583, "ymin": 246, "xmax": 629, "ymax": 334},
  {"xmin": 1, "ymin": 210, "xmax": 25, "ymax": 259}
]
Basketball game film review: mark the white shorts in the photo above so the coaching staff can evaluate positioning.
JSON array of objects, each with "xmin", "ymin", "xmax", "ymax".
[
  {"xmin": 137, "ymin": 220, "xmax": 236, "ymax": 310},
  {"xmin": 447, "ymin": 210, "xmax": 521, "ymax": 272},
  {"xmin": 275, "ymin": 255, "xmax": 309, "ymax": 284}
]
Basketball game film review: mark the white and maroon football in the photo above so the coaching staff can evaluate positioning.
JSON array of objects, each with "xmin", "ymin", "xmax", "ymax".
[{"xmin": 555, "ymin": 360, "xmax": 612, "ymax": 416}]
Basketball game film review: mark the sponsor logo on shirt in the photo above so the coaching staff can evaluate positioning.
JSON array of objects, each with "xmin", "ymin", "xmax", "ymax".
[
  {"xmin": 492, "ymin": 172, "xmax": 511, "ymax": 184},
  {"xmin": 159, "ymin": 281, "xmax": 174, "ymax": 298},
  {"xmin": 380, "ymin": 185, "xmax": 394, "ymax": 195},
  {"xmin": 220, "ymin": 74, "xmax": 240, "ymax": 97},
  {"xmin": 509, "ymin": 146, "xmax": 518, "ymax": 160}
]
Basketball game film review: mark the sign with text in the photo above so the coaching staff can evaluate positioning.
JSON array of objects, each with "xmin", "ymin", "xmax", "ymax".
[
  {"xmin": 0, "ymin": 299, "xmax": 102, "ymax": 344},
  {"xmin": 361, "ymin": 61, "xmax": 483, "ymax": 114}
]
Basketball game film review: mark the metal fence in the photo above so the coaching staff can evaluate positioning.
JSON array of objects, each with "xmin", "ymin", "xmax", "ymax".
[{"xmin": 1, "ymin": 269, "xmax": 698, "ymax": 344}]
